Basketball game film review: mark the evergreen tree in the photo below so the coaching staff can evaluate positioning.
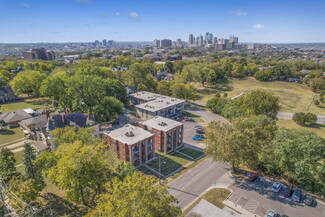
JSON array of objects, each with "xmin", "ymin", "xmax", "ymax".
[{"xmin": 23, "ymin": 143, "xmax": 37, "ymax": 180}]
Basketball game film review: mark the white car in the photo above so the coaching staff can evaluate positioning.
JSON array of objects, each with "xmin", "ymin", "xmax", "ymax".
[
  {"xmin": 266, "ymin": 210, "xmax": 278, "ymax": 217},
  {"xmin": 271, "ymin": 182, "xmax": 282, "ymax": 193}
]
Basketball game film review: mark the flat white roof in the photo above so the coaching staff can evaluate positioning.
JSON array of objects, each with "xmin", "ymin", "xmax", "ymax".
[
  {"xmin": 141, "ymin": 116, "xmax": 182, "ymax": 132},
  {"xmin": 129, "ymin": 91, "xmax": 162, "ymax": 102},
  {"xmin": 105, "ymin": 124, "xmax": 153, "ymax": 145}
]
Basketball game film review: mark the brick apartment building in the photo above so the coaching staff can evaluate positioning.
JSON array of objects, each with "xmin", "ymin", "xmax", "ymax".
[
  {"xmin": 104, "ymin": 124, "xmax": 155, "ymax": 166},
  {"xmin": 138, "ymin": 116, "xmax": 183, "ymax": 154}
]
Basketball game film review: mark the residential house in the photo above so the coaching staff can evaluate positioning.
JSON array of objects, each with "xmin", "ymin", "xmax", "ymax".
[
  {"xmin": 0, "ymin": 109, "xmax": 33, "ymax": 127},
  {"xmin": 0, "ymin": 87, "xmax": 18, "ymax": 103}
]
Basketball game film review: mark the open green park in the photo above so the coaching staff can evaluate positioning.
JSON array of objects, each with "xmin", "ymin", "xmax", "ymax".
[{"xmin": 195, "ymin": 77, "xmax": 325, "ymax": 115}]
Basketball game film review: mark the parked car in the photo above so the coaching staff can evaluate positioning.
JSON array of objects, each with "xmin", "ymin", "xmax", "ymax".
[
  {"xmin": 246, "ymin": 173, "xmax": 259, "ymax": 182},
  {"xmin": 194, "ymin": 125, "xmax": 203, "ymax": 130},
  {"xmin": 271, "ymin": 182, "xmax": 282, "ymax": 193},
  {"xmin": 184, "ymin": 116, "xmax": 190, "ymax": 121},
  {"xmin": 196, "ymin": 129, "xmax": 205, "ymax": 134},
  {"xmin": 304, "ymin": 195, "xmax": 314, "ymax": 206},
  {"xmin": 282, "ymin": 188, "xmax": 293, "ymax": 197},
  {"xmin": 192, "ymin": 135, "xmax": 203, "ymax": 141},
  {"xmin": 266, "ymin": 210, "xmax": 278, "ymax": 217},
  {"xmin": 195, "ymin": 134, "xmax": 204, "ymax": 138},
  {"xmin": 292, "ymin": 189, "xmax": 301, "ymax": 202}
]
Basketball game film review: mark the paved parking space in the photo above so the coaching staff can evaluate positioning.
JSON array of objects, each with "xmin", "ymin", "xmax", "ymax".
[
  {"xmin": 227, "ymin": 177, "xmax": 325, "ymax": 217},
  {"xmin": 182, "ymin": 121, "xmax": 206, "ymax": 150}
]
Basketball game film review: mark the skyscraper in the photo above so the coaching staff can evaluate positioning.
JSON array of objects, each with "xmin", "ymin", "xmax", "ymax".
[
  {"xmin": 213, "ymin": 37, "xmax": 218, "ymax": 44},
  {"xmin": 160, "ymin": 39, "xmax": 172, "ymax": 48},
  {"xmin": 198, "ymin": 35, "xmax": 204, "ymax": 47},
  {"xmin": 188, "ymin": 34, "xmax": 194, "ymax": 46},
  {"xmin": 205, "ymin": 32, "xmax": 213, "ymax": 44},
  {"xmin": 176, "ymin": 39, "xmax": 182, "ymax": 47},
  {"xmin": 229, "ymin": 35, "xmax": 239, "ymax": 43},
  {"xmin": 102, "ymin": 39, "xmax": 107, "ymax": 47},
  {"xmin": 153, "ymin": 39, "xmax": 160, "ymax": 47}
]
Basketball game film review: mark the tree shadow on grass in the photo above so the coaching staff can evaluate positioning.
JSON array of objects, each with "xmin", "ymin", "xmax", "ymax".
[
  {"xmin": 0, "ymin": 129, "xmax": 15, "ymax": 135},
  {"xmin": 37, "ymin": 193, "xmax": 88, "ymax": 217},
  {"xmin": 307, "ymin": 123, "xmax": 325, "ymax": 129},
  {"xmin": 29, "ymin": 98, "xmax": 52, "ymax": 106}
]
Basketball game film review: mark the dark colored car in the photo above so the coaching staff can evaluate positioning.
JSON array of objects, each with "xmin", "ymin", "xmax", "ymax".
[
  {"xmin": 246, "ymin": 173, "xmax": 259, "ymax": 182},
  {"xmin": 282, "ymin": 188, "xmax": 293, "ymax": 197},
  {"xmin": 196, "ymin": 129, "xmax": 205, "ymax": 134},
  {"xmin": 292, "ymin": 189, "xmax": 301, "ymax": 202},
  {"xmin": 304, "ymin": 195, "xmax": 314, "ymax": 206}
]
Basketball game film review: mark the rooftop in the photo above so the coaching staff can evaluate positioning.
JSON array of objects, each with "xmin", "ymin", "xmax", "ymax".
[
  {"xmin": 129, "ymin": 91, "xmax": 163, "ymax": 102},
  {"xmin": 105, "ymin": 124, "xmax": 154, "ymax": 145},
  {"xmin": 135, "ymin": 96, "xmax": 185, "ymax": 112},
  {"xmin": 0, "ymin": 109, "xmax": 32, "ymax": 124},
  {"xmin": 141, "ymin": 116, "xmax": 182, "ymax": 132}
]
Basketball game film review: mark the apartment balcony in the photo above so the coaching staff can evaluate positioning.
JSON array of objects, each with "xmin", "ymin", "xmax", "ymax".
[{"xmin": 148, "ymin": 142, "xmax": 153, "ymax": 147}]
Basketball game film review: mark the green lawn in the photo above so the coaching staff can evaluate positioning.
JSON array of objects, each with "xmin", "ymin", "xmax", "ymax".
[
  {"xmin": 277, "ymin": 119, "xmax": 325, "ymax": 138},
  {"xmin": 147, "ymin": 152, "xmax": 192, "ymax": 176},
  {"xmin": 0, "ymin": 127, "xmax": 25, "ymax": 145},
  {"xmin": 0, "ymin": 97, "xmax": 52, "ymax": 112},
  {"xmin": 14, "ymin": 150, "xmax": 24, "ymax": 166},
  {"xmin": 178, "ymin": 147, "xmax": 205, "ymax": 160},
  {"xmin": 195, "ymin": 77, "xmax": 325, "ymax": 115},
  {"xmin": 180, "ymin": 188, "xmax": 231, "ymax": 217}
]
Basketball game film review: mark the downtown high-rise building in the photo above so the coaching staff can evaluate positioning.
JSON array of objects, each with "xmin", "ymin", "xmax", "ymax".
[
  {"xmin": 197, "ymin": 35, "xmax": 204, "ymax": 47},
  {"xmin": 229, "ymin": 35, "xmax": 239, "ymax": 43},
  {"xmin": 176, "ymin": 39, "xmax": 182, "ymax": 47},
  {"xmin": 188, "ymin": 34, "xmax": 194, "ymax": 46},
  {"xmin": 102, "ymin": 39, "xmax": 107, "ymax": 46},
  {"xmin": 153, "ymin": 39, "xmax": 160, "ymax": 47},
  {"xmin": 160, "ymin": 39, "xmax": 172, "ymax": 48},
  {"xmin": 205, "ymin": 32, "xmax": 213, "ymax": 44}
]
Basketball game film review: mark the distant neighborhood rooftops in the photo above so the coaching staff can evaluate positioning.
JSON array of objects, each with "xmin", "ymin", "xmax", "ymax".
[
  {"xmin": 105, "ymin": 124, "xmax": 154, "ymax": 145},
  {"xmin": 135, "ymin": 96, "xmax": 185, "ymax": 112},
  {"xmin": 140, "ymin": 116, "xmax": 182, "ymax": 132}
]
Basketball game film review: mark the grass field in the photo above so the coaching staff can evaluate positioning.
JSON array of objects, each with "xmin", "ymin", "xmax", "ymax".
[
  {"xmin": 178, "ymin": 147, "xmax": 205, "ymax": 160},
  {"xmin": 196, "ymin": 77, "xmax": 325, "ymax": 115},
  {"xmin": 14, "ymin": 151, "xmax": 24, "ymax": 166},
  {"xmin": 147, "ymin": 152, "xmax": 192, "ymax": 176},
  {"xmin": 277, "ymin": 119, "xmax": 325, "ymax": 138},
  {"xmin": 0, "ymin": 97, "xmax": 52, "ymax": 112},
  {"xmin": 0, "ymin": 127, "xmax": 25, "ymax": 145}
]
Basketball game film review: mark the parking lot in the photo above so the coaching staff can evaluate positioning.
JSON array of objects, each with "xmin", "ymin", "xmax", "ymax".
[
  {"xmin": 182, "ymin": 120, "xmax": 207, "ymax": 150},
  {"xmin": 227, "ymin": 176, "xmax": 325, "ymax": 217}
]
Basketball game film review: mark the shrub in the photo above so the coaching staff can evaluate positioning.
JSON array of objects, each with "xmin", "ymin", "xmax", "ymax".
[{"xmin": 292, "ymin": 112, "xmax": 317, "ymax": 126}]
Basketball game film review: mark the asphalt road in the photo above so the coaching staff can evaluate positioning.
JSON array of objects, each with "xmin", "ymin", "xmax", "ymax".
[
  {"xmin": 189, "ymin": 100, "xmax": 325, "ymax": 124},
  {"xmin": 167, "ymin": 158, "xmax": 231, "ymax": 210}
]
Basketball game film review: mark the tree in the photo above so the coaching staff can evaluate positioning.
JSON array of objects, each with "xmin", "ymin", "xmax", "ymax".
[
  {"xmin": 157, "ymin": 80, "xmax": 172, "ymax": 96},
  {"xmin": 205, "ymin": 116, "xmax": 276, "ymax": 172},
  {"xmin": 271, "ymin": 128, "xmax": 325, "ymax": 194},
  {"xmin": 292, "ymin": 112, "xmax": 317, "ymax": 126},
  {"xmin": 164, "ymin": 61, "xmax": 174, "ymax": 73},
  {"xmin": 44, "ymin": 141, "xmax": 118, "ymax": 205},
  {"xmin": 171, "ymin": 83, "xmax": 196, "ymax": 100},
  {"xmin": 10, "ymin": 70, "xmax": 46, "ymax": 97},
  {"xmin": 40, "ymin": 74, "xmax": 72, "ymax": 108},
  {"xmin": 0, "ymin": 69, "xmax": 14, "ymax": 86},
  {"xmin": 223, "ymin": 89, "xmax": 280, "ymax": 119},
  {"xmin": 86, "ymin": 172, "xmax": 181, "ymax": 217},
  {"xmin": 254, "ymin": 69, "xmax": 272, "ymax": 81},
  {"xmin": 206, "ymin": 93, "xmax": 228, "ymax": 114},
  {"xmin": 125, "ymin": 62, "xmax": 156, "ymax": 91},
  {"xmin": 23, "ymin": 143, "xmax": 38, "ymax": 180},
  {"xmin": 0, "ymin": 148, "xmax": 16, "ymax": 180},
  {"xmin": 93, "ymin": 96, "xmax": 123, "ymax": 122},
  {"xmin": 9, "ymin": 178, "xmax": 44, "ymax": 203}
]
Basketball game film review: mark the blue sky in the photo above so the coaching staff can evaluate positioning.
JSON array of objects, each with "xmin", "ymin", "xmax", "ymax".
[{"xmin": 0, "ymin": 0, "xmax": 324, "ymax": 43}]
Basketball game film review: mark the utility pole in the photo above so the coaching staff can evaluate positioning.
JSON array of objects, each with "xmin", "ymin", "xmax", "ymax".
[{"xmin": 158, "ymin": 156, "xmax": 165, "ymax": 185}]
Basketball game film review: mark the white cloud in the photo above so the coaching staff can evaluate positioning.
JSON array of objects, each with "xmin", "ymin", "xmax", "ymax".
[
  {"xmin": 75, "ymin": 0, "xmax": 90, "ymax": 3},
  {"xmin": 21, "ymin": 3, "xmax": 30, "ymax": 8},
  {"xmin": 115, "ymin": 12, "xmax": 121, "ymax": 16},
  {"xmin": 233, "ymin": 9, "xmax": 247, "ymax": 16},
  {"xmin": 129, "ymin": 12, "xmax": 139, "ymax": 18},
  {"xmin": 253, "ymin": 24, "xmax": 265, "ymax": 29}
]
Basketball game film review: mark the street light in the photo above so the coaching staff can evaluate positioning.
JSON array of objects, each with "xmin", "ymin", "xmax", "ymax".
[{"xmin": 158, "ymin": 156, "xmax": 166, "ymax": 185}]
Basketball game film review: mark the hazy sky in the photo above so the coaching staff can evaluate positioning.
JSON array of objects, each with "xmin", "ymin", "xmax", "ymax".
[{"xmin": 1, "ymin": 0, "xmax": 324, "ymax": 43}]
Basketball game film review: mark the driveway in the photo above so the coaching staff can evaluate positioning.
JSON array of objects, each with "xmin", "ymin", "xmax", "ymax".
[
  {"xmin": 185, "ymin": 104, "xmax": 228, "ymax": 124},
  {"xmin": 278, "ymin": 112, "xmax": 325, "ymax": 124}
]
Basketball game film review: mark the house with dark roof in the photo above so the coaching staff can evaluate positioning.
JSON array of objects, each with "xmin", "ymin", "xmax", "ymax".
[
  {"xmin": 0, "ymin": 87, "xmax": 17, "ymax": 103},
  {"xmin": 45, "ymin": 111, "xmax": 100, "ymax": 148},
  {"xmin": 19, "ymin": 115, "xmax": 48, "ymax": 140}
]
